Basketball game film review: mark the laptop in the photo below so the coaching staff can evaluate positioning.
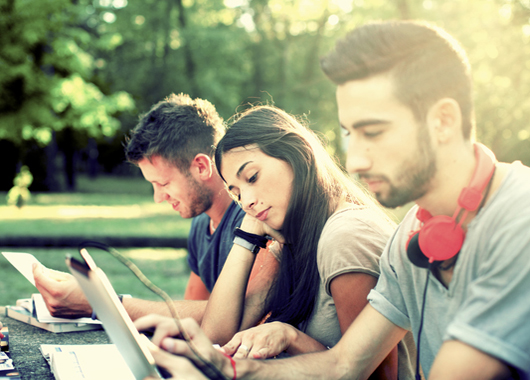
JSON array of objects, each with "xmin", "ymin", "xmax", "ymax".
[{"xmin": 66, "ymin": 249, "xmax": 163, "ymax": 380}]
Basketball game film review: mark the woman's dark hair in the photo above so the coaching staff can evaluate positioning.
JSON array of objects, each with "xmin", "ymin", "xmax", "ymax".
[{"xmin": 215, "ymin": 106, "xmax": 389, "ymax": 327}]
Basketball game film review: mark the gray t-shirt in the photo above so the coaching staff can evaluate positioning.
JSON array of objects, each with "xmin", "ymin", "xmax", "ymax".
[
  {"xmin": 303, "ymin": 206, "xmax": 416, "ymax": 379},
  {"xmin": 303, "ymin": 206, "xmax": 394, "ymax": 347},
  {"xmin": 369, "ymin": 161, "xmax": 530, "ymax": 378}
]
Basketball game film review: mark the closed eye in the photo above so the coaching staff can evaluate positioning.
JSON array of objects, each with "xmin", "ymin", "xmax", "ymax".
[
  {"xmin": 363, "ymin": 130, "xmax": 383, "ymax": 138},
  {"xmin": 249, "ymin": 173, "xmax": 258, "ymax": 183}
]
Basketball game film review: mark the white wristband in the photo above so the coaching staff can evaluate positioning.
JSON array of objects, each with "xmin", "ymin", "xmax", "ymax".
[{"xmin": 233, "ymin": 236, "xmax": 259, "ymax": 254}]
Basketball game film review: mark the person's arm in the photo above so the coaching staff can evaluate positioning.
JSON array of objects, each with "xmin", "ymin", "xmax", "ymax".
[
  {"xmin": 223, "ymin": 271, "xmax": 396, "ymax": 368},
  {"xmin": 200, "ymin": 214, "xmax": 281, "ymax": 345},
  {"xmin": 224, "ymin": 272, "xmax": 377, "ymax": 359},
  {"xmin": 122, "ymin": 298, "xmax": 207, "ymax": 322},
  {"xmin": 330, "ymin": 272, "xmax": 398, "ymax": 380},
  {"xmin": 183, "ymin": 272, "xmax": 210, "ymax": 301},
  {"xmin": 237, "ymin": 305, "xmax": 406, "ymax": 380},
  {"xmin": 200, "ymin": 241, "xmax": 266, "ymax": 343},
  {"xmin": 33, "ymin": 263, "xmax": 208, "ymax": 322},
  {"xmin": 135, "ymin": 304, "xmax": 406, "ymax": 380},
  {"xmin": 239, "ymin": 245, "xmax": 279, "ymax": 330},
  {"xmin": 429, "ymin": 340, "xmax": 511, "ymax": 380}
]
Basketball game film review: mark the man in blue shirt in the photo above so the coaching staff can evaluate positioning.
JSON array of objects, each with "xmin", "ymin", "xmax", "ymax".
[{"xmin": 34, "ymin": 93, "xmax": 276, "ymax": 322}]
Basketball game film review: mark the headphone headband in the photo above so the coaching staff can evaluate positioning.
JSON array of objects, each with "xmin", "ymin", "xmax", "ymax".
[{"xmin": 458, "ymin": 143, "xmax": 496, "ymax": 211}]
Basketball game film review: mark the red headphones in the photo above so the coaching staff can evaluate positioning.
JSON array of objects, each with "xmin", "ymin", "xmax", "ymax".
[{"xmin": 406, "ymin": 143, "xmax": 496, "ymax": 268}]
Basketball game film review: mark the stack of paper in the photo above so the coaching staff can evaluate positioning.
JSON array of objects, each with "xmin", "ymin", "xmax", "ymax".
[{"xmin": 4, "ymin": 295, "xmax": 101, "ymax": 333}]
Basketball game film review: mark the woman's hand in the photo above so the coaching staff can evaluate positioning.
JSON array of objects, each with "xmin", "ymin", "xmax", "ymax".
[
  {"xmin": 135, "ymin": 315, "xmax": 235, "ymax": 380},
  {"xmin": 222, "ymin": 321, "xmax": 297, "ymax": 360},
  {"xmin": 240, "ymin": 214, "xmax": 285, "ymax": 244}
]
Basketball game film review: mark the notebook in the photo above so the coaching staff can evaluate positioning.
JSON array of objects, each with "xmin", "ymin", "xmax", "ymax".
[{"xmin": 66, "ymin": 249, "xmax": 163, "ymax": 380}]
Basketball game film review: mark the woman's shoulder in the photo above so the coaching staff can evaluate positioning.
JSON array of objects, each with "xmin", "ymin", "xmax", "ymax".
[
  {"xmin": 317, "ymin": 204, "xmax": 391, "ymax": 283},
  {"xmin": 316, "ymin": 205, "xmax": 394, "ymax": 257},
  {"xmin": 323, "ymin": 204, "xmax": 396, "ymax": 238}
]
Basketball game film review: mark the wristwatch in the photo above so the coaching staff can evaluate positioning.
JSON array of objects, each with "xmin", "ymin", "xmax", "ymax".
[
  {"xmin": 233, "ymin": 236, "xmax": 261, "ymax": 254},
  {"xmin": 232, "ymin": 227, "xmax": 268, "ymax": 254}
]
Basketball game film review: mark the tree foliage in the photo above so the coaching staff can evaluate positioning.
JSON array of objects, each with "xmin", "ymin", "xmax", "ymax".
[
  {"xmin": 0, "ymin": 0, "xmax": 134, "ymax": 146},
  {"xmin": 92, "ymin": 0, "xmax": 530, "ymax": 165},
  {"xmin": 2, "ymin": 0, "xmax": 530, "ymax": 191}
]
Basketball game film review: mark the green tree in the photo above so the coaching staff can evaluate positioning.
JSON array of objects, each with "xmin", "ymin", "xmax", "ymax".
[{"xmin": 0, "ymin": 0, "xmax": 134, "ymax": 190}]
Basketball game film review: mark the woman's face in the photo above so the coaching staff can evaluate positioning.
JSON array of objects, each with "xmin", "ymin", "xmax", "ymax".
[{"xmin": 221, "ymin": 145, "xmax": 294, "ymax": 230}]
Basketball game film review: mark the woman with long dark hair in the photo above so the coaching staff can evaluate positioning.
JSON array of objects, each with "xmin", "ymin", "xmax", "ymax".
[
  {"xmin": 196, "ymin": 105, "xmax": 410, "ymax": 379},
  {"xmin": 136, "ymin": 105, "xmax": 415, "ymax": 379}
]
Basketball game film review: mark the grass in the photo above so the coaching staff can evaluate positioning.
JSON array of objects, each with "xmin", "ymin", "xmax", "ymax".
[
  {"xmin": 0, "ymin": 247, "xmax": 191, "ymax": 306},
  {"xmin": 0, "ymin": 176, "xmax": 192, "ymax": 238},
  {"xmin": 0, "ymin": 173, "xmax": 414, "ymax": 307},
  {"xmin": 0, "ymin": 174, "xmax": 193, "ymax": 306},
  {"xmin": 0, "ymin": 215, "xmax": 191, "ymax": 238}
]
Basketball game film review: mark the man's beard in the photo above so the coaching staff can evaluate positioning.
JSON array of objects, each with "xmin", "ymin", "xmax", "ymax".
[
  {"xmin": 184, "ymin": 173, "xmax": 214, "ymax": 218},
  {"xmin": 375, "ymin": 127, "xmax": 436, "ymax": 209}
]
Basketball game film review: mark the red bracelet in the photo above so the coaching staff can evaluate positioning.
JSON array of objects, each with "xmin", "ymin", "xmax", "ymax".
[{"xmin": 222, "ymin": 352, "xmax": 237, "ymax": 380}]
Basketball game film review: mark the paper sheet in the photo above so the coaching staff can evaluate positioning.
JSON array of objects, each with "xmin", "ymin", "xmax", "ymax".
[
  {"xmin": 32, "ymin": 294, "xmax": 100, "ymax": 325},
  {"xmin": 1, "ymin": 252, "xmax": 41, "ymax": 286}
]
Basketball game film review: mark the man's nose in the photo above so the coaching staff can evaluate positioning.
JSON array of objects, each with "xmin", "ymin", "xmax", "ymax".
[
  {"xmin": 153, "ymin": 187, "xmax": 169, "ymax": 203},
  {"xmin": 346, "ymin": 153, "xmax": 372, "ymax": 175}
]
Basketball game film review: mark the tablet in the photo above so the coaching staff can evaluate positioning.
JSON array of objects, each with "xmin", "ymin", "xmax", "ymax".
[{"xmin": 66, "ymin": 249, "xmax": 162, "ymax": 380}]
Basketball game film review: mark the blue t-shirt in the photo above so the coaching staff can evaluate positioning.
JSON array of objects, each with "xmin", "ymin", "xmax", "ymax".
[{"xmin": 187, "ymin": 201, "xmax": 245, "ymax": 292}]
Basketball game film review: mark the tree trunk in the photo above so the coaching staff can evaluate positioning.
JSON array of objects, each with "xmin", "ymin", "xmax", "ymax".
[
  {"xmin": 175, "ymin": 0, "xmax": 199, "ymax": 97},
  {"xmin": 45, "ymin": 131, "xmax": 61, "ymax": 192},
  {"xmin": 0, "ymin": 140, "xmax": 20, "ymax": 191}
]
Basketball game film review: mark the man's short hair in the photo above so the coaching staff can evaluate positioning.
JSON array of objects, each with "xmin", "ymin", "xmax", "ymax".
[
  {"xmin": 125, "ymin": 93, "xmax": 224, "ymax": 171},
  {"xmin": 321, "ymin": 20, "xmax": 475, "ymax": 139}
]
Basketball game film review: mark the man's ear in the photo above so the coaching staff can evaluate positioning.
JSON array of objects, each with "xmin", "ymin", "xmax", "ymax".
[
  {"xmin": 427, "ymin": 98, "xmax": 462, "ymax": 144},
  {"xmin": 190, "ymin": 154, "xmax": 214, "ymax": 180}
]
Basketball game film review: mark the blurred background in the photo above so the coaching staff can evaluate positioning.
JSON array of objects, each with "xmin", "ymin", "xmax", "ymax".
[{"xmin": 1, "ymin": 0, "xmax": 530, "ymax": 305}]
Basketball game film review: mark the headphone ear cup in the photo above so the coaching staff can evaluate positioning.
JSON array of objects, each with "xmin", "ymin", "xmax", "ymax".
[
  {"xmin": 418, "ymin": 216, "xmax": 465, "ymax": 262},
  {"xmin": 406, "ymin": 232, "xmax": 431, "ymax": 268}
]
